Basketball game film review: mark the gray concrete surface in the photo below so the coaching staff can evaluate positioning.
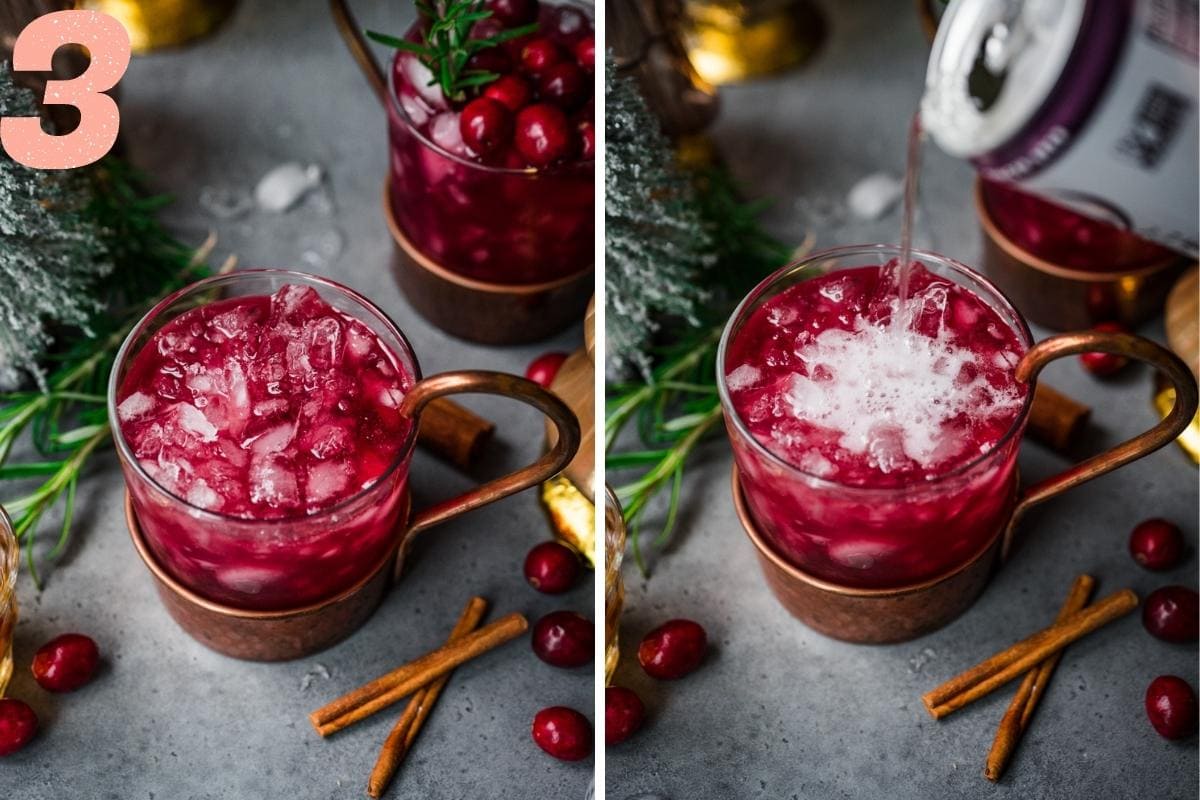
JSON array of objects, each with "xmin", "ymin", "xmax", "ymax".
[
  {"xmin": 2, "ymin": 1, "xmax": 594, "ymax": 797},
  {"xmin": 605, "ymin": 2, "xmax": 1200, "ymax": 799}
]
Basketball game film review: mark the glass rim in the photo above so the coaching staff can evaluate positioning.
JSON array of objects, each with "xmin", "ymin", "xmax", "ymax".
[
  {"xmin": 106, "ymin": 268, "xmax": 423, "ymax": 525},
  {"xmin": 384, "ymin": 0, "xmax": 596, "ymax": 176},
  {"xmin": 715, "ymin": 243, "xmax": 1036, "ymax": 494}
]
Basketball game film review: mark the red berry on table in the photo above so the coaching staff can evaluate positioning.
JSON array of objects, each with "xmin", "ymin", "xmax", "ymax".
[
  {"xmin": 0, "ymin": 699, "xmax": 37, "ymax": 756},
  {"xmin": 1130, "ymin": 519, "xmax": 1186, "ymax": 570},
  {"xmin": 1079, "ymin": 321, "xmax": 1130, "ymax": 377},
  {"xmin": 576, "ymin": 120, "xmax": 594, "ymax": 160},
  {"xmin": 574, "ymin": 35, "xmax": 595, "ymax": 72},
  {"xmin": 638, "ymin": 619, "xmax": 707, "ymax": 680},
  {"xmin": 459, "ymin": 97, "xmax": 513, "ymax": 157},
  {"xmin": 532, "ymin": 610, "xmax": 593, "ymax": 668},
  {"xmin": 483, "ymin": 74, "xmax": 533, "ymax": 112},
  {"xmin": 519, "ymin": 38, "xmax": 563, "ymax": 76},
  {"xmin": 514, "ymin": 104, "xmax": 575, "ymax": 167},
  {"xmin": 524, "ymin": 541, "xmax": 581, "ymax": 594},
  {"xmin": 525, "ymin": 351, "xmax": 568, "ymax": 387},
  {"xmin": 1142, "ymin": 586, "xmax": 1199, "ymax": 642},
  {"xmin": 486, "ymin": 0, "xmax": 539, "ymax": 26},
  {"xmin": 1145, "ymin": 675, "xmax": 1198, "ymax": 740},
  {"xmin": 531, "ymin": 706, "xmax": 592, "ymax": 760},
  {"xmin": 31, "ymin": 633, "xmax": 100, "ymax": 693},
  {"xmin": 538, "ymin": 62, "xmax": 587, "ymax": 111},
  {"xmin": 605, "ymin": 686, "xmax": 645, "ymax": 745}
]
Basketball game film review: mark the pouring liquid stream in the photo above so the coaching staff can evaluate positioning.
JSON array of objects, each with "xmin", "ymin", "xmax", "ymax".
[{"xmin": 892, "ymin": 111, "xmax": 925, "ymax": 334}]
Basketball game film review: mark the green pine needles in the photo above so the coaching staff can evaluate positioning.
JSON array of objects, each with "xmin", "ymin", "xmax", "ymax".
[{"xmin": 0, "ymin": 66, "xmax": 215, "ymax": 585}]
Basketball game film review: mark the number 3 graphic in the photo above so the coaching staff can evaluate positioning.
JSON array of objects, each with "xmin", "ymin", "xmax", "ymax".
[{"xmin": 2, "ymin": 11, "xmax": 131, "ymax": 169}]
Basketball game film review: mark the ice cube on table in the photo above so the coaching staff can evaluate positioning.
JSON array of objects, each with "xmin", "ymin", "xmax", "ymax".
[
  {"xmin": 117, "ymin": 392, "xmax": 155, "ymax": 422},
  {"xmin": 254, "ymin": 162, "xmax": 322, "ymax": 213},
  {"xmin": 847, "ymin": 172, "xmax": 903, "ymax": 220}
]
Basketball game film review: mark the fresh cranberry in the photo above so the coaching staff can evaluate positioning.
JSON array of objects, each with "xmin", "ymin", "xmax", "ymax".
[
  {"xmin": 524, "ymin": 541, "xmax": 580, "ymax": 593},
  {"xmin": 0, "ymin": 699, "xmax": 37, "ymax": 756},
  {"xmin": 1079, "ymin": 321, "xmax": 1130, "ymax": 377},
  {"xmin": 470, "ymin": 17, "xmax": 506, "ymax": 41},
  {"xmin": 547, "ymin": 5, "xmax": 589, "ymax": 43},
  {"xmin": 538, "ymin": 62, "xmax": 587, "ymax": 110},
  {"xmin": 531, "ymin": 706, "xmax": 591, "ymax": 760},
  {"xmin": 1143, "ymin": 586, "xmax": 1200, "ymax": 642},
  {"xmin": 525, "ymin": 351, "xmax": 568, "ymax": 387},
  {"xmin": 483, "ymin": 74, "xmax": 533, "ymax": 112},
  {"xmin": 531, "ymin": 610, "xmax": 593, "ymax": 668},
  {"xmin": 465, "ymin": 47, "xmax": 512, "ymax": 77},
  {"xmin": 574, "ymin": 35, "xmax": 594, "ymax": 72},
  {"xmin": 638, "ymin": 619, "xmax": 707, "ymax": 679},
  {"xmin": 459, "ymin": 97, "xmax": 512, "ymax": 157},
  {"xmin": 31, "ymin": 633, "xmax": 100, "ymax": 693},
  {"xmin": 514, "ymin": 104, "xmax": 574, "ymax": 166},
  {"xmin": 519, "ymin": 38, "xmax": 563, "ymax": 76},
  {"xmin": 486, "ymin": 0, "xmax": 539, "ymax": 26},
  {"xmin": 576, "ymin": 120, "xmax": 594, "ymax": 160},
  {"xmin": 605, "ymin": 687, "xmax": 645, "ymax": 745},
  {"xmin": 1130, "ymin": 519, "xmax": 1186, "ymax": 570},
  {"xmin": 1146, "ymin": 676, "xmax": 1198, "ymax": 740}
]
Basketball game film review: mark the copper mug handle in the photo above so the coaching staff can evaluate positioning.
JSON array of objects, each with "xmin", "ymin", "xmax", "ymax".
[
  {"xmin": 330, "ymin": 0, "xmax": 389, "ymax": 106},
  {"xmin": 1001, "ymin": 330, "xmax": 1199, "ymax": 558},
  {"xmin": 393, "ymin": 370, "xmax": 581, "ymax": 572}
]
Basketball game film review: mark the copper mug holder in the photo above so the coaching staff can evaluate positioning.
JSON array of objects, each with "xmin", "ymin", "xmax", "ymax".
[
  {"xmin": 734, "ymin": 329, "xmax": 1199, "ymax": 644},
  {"xmin": 330, "ymin": 0, "xmax": 593, "ymax": 345},
  {"xmin": 123, "ymin": 370, "xmax": 581, "ymax": 661},
  {"xmin": 976, "ymin": 180, "xmax": 1187, "ymax": 331}
]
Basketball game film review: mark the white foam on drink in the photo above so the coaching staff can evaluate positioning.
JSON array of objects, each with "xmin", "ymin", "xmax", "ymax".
[{"xmin": 783, "ymin": 319, "xmax": 1021, "ymax": 470}]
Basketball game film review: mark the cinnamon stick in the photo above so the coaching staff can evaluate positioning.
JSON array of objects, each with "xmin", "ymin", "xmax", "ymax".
[
  {"xmin": 417, "ymin": 398, "xmax": 495, "ymax": 469},
  {"xmin": 310, "ymin": 611, "xmax": 528, "ymax": 737},
  {"xmin": 367, "ymin": 597, "xmax": 488, "ymax": 798},
  {"xmin": 983, "ymin": 575, "xmax": 1095, "ymax": 782},
  {"xmin": 922, "ymin": 588, "xmax": 1137, "ymax": 720},
  {"xmin": 1028, "ymin": 383, "xmax": 1091, "ymax": 453}
]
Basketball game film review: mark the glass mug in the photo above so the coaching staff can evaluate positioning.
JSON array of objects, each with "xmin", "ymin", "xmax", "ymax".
[
  {"xmin": 109, "ymin": 270, "xmax": 579, "ymax": 616},
  {"xmin": 718, "ymin": 245, "xmax": 1199, "ymax": 596},
  {"xmin": 604, "ymin": 486, "xmax": 625, "ymax": 684},
  {"xmin": 0, "ymin": 507, "xmax": 16, "ymax": 696}
]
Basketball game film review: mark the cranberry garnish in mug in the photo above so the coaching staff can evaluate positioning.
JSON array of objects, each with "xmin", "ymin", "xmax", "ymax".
[
  {"xmin": 459, "ymin": 97, "xmax": 513, "ymax": 157},
  {"xmin": 638, "ymin": 619, "xmax": 707, "ymax": 680},
  {"xmin": 31, "ymin": 633, "xmax": 100, "ymax": 693},
  {"xmin": 531, "ymin": 706, "xmax": 591, "ymax": 760}
]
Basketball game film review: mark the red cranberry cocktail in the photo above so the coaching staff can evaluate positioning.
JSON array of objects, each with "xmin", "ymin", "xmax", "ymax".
[
  {"xmin": 388, "ymin": 0, "xmax": 594, "ymax": 285},
  {"xmin": 719, "ymin": 246, "xmax": 1034, "ymax": 589},
  {"xmin": 110, "ymin": 272, "xmax": 418, "ymax": 611}
]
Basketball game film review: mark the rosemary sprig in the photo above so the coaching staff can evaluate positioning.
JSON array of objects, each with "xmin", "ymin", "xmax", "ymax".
[
  {"xmin": 367, "ymin": 1, "xmax": 537, "ymax": 103},
  {"xmin": 0, "ymin": 159, "xmax": 217, "ymax": 587},
  {"xmin": 605, "ymin": 165, "xmax": 800, "ymax": 574}
]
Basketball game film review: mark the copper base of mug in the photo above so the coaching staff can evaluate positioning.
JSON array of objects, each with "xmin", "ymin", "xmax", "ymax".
[
  {"xmin": 124, "ymin": 491, "xmax": 410, "ymax": 662},
  {"xmin": 731, "ymin": 468, "xmax": 1005, "ymax": 644},
  {"xmin": 976, "ymin": 180, "xmax": 1187, "ymax": 331},
  {"xmin": 382, "ymin": 186, "xmax": 593, "ymax": 345}
]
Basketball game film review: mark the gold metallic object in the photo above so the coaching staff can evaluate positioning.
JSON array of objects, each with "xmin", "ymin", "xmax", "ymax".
[
  {"xmin": 0, "ymin": 507, "xmax": 16, "ymax": 696},
  {"xmin": 541, "ymin": 299, "xmax": 597, "ymax": 562},
  {"xmin": 604, "ymin": 487, "xmax": 625, "ymax": 684},
  {"xmin": 683, "ymin": 0, "xmax": 824, "ymax": 85},
  {"xmin": 1159, "ymin": 265, "xmax": 1200, "ymax": 463},
  {"xmin": 77, "ymin": 0, "xmax": 235, "ymax": 53},
  {"xmin": 734, "ymin": 329, "xmax": 1198, "ymax": 643}
]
